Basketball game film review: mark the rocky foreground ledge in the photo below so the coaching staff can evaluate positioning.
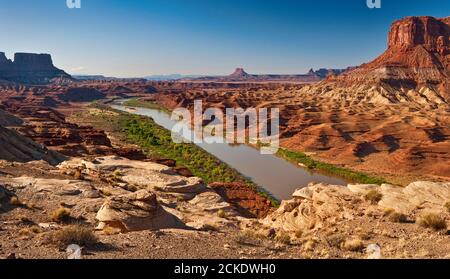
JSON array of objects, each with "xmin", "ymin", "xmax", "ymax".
[{"xmin": 0, "ymin": 156, "xmax": 449, "ymax": 259}]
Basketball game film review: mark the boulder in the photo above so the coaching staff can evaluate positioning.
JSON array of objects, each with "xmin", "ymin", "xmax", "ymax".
[
  {"xmin": 96, "ymin": 190, "xmax": 184, "ymax": 232},
  {"xmin": 156, "ymin": 177, "xmax": 206, "ymax": 194}
]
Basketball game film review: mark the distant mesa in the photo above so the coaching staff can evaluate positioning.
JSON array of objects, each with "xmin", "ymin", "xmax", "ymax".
[
  {"xmin": 181, "ymin": 67, "xmax": 349, "ymax": 83},
  {"xmin": 0, "ymin": 52, "xmax": 72, "ymax": 85}
]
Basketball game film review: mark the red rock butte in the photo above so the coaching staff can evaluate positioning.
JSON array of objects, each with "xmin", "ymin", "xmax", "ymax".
[{"xmin": 337, "ymin": 16, "xmax": 449, "ymax": 85}]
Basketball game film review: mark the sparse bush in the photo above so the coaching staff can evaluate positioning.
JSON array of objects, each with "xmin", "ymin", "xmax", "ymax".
[
  {"xmin": 113, "ymin": 169, "xmax": 122, "ymax": 178},
  {"xmin": 303, "ymin": 239, "xmax": 317, "ymax": 251},
  {"xmin": 383, "ymin": 208, "xmax": 395, "ymax": 216},
  {"xmin": 51, "ymin": 207, "xmax": 71, "ymax": 223},
  {"xmin": 217, "ymin": 209, "xmax": 226, "ymax": 218},
  {"xmin": 364, "ymin": 190, "xmax": 383, "ymax": 204},
  {"xmin": 103, "ymin": 226, "xmax": 121, "ymax": 235},
  {"xmin": 327, "ymin": 234, "xmax": 345, "ymax": 248},
  {"xmin": 341, "ymin": 238, "xmax": 365, "ymax": 252},
  {"xmin": 235, "ymin": 230, "xmax": 264, "ymax": 246},
  {"xmin": 19, "ymin": 228, "xmax": 30, "ymax": 236},
  {"xmin": 275, "ymin": 232, "xmax": 291, "ymax": 245},
  {"xmin": 73, "ymin": 169, "xmax": 84, "ymax": 180},
  {"xmin": 417, "ymin": 213, "xmax": 447, "ymax": 231},
  {"xmin": 9, "ymin": 196, "xmax": 22, "ymax": 206},
  {"xmin": 294, "ymin": 230, "xmax": 303, "ymax": 239},
  {"xmin": 201, "ymin": 223, "xmax": 220, "ymax": 232},
  {"xmin": 52, "ymin": 225, "xmax": 98, "ymax": 247},
  {"xmin": 444, "ymin": 202, "xmax": 450, "ymax": 213},
  {"xmin": 388, "ymin": 212, "xmax": 408, "ymax": 223},
  {"xmin": 30, "ymin": 226, "xmax": 41, "ymax": 234}
]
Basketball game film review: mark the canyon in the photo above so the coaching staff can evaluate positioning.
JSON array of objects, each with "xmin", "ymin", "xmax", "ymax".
[{"xmin": 151, "ymin": 16, "xmax": 450, "ymax": 184}]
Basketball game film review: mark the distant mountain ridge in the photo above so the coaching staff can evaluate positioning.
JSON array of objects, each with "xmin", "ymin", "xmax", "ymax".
[
  {"xmin": 144, "ymin": 74, "xmax": 203, "ymax": 81},
  {"xmin": 73, "ymin": 75, "xmax": 146, "ymax": 82},
  {"xmin": 180, "ymin": 67, "xmax": 349, "ymax": 82}
]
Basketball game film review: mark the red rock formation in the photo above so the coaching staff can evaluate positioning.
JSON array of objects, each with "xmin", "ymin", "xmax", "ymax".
[
  {"xmin": 388, "ymin": 17, "xmax": 449, "ymax": 55},
  {"xmin": 209, "ymin": 182, "xmax": 273, "ymax": 218},
  {"xmin": 341, "ymin": 16, "xmax": 449, "ymax": 85},
  {"xmin": 59, "ymin": 87, "xmax": 106, "ymax": 102}
]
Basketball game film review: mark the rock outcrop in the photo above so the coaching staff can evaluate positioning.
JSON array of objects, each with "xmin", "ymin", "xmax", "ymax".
[
  {"xmin": 96, "ymin": 190, "xmax": 185, "ymax": 232},
  {"xmin": 209, "ymin": 182, "xmax": 273, "ymax": 218},
  {"xmin": 261, "ymin": 181, "xmax": 450, "ymax": 235},
  {"xmin": 59, "ymin": 156, "xmax": 241, "ymax": 231},
  {"xmin": 1, "ymin": 105, "xmax": 113, "ymax": 157},
  {"xmin": 59, "ymin": 88, "xmax": 106, "ymax": 102},
  {"xmin": 1, "ymin": 154, "xmax": 449, "ymax": 258},
  {"xmin": 0, "ymin": 124, "xmax": 65, "ymax": 165},
  {"xmin": 0, "ymin": 52, "xmax": 72, "ymax": 84}
]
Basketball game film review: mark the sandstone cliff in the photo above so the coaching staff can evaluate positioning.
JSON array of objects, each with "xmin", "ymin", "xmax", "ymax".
[
  {"xmin": 0, "ymin": 52, "xmax": 72, "ymax": 84},
  {"xmin": 322, "ymin": 16, "xmax": 450, "ymax": 105}
]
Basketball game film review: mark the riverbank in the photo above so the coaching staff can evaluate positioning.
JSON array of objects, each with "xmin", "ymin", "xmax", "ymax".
[
  {"xmin": 124, "ymin": 98, "xmax": 388, "ymax": 186},
  {"xmin": 69, "ymin": 103, "xmax": 279, "ymax": 207},
  {"xmin": 123, "ymin": 98, "xmax": 171, "ymax": 112},
  {"xmin": 276, "ymin": 149, "xmax": 386, "ymax": 185}
]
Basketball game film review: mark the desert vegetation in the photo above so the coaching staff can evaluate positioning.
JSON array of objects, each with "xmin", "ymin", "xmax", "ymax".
[
  {"xmin": 51, "ymin": 225, "xmax": 99, "ymax": 248},
  {"xmin": 417, "ymin": 214, "xmax": 447, "ymax": 231},
  {"xmin": 119, "ymin": 113, "xmax": 278, "ymax": 205},
  {"xmin": 277, "ymin": 148, "xmax": 386, "ymax": 184}
]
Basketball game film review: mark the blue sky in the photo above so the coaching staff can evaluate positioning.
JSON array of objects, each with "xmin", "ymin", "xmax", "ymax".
[{"xmin": 0, "ymin": 0, "xmax": 448, "ymax": 77}]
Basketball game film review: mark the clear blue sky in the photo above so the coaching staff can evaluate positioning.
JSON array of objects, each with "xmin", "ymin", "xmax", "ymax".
[{"xmin": 0, "ymin": 0, "xmax": 448, "ymax": 77}]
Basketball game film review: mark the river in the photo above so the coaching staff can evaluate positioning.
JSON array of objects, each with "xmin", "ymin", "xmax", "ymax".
[{"xmin": 111, "ymin": 103, "xmax": 347, "ymax": 200}]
